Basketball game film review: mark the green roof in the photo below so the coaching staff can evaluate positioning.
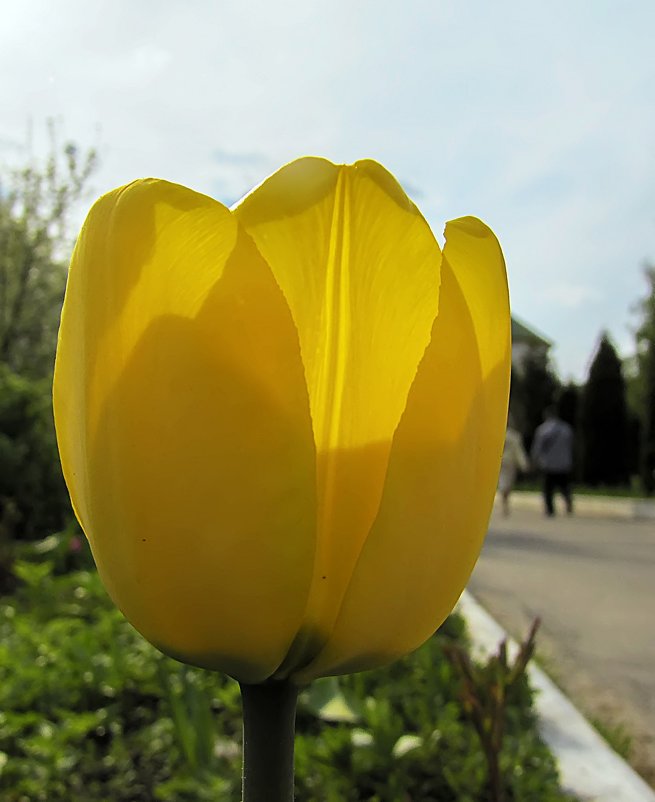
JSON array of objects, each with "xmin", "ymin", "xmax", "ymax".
[{"xmin": 511, "ymin": 316, "xmax": 551, "ymax": 347}]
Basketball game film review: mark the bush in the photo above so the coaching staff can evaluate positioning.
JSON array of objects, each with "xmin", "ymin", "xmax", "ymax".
[
  {"xmin": 0, "ymin": 557, "xmax": 574, "ymax": 801},
  {"xmin": 0, "ymin": 366, "xmax": 71, "ymax": 540},
  {"xmin": 0, "ymin": 366, "xmax": 74, "ymax": 592}
]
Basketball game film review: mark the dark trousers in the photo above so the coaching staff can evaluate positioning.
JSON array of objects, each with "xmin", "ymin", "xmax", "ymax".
[{"xmin": 543, "ymin": 472, "xmax": 573, "ymax": 516}]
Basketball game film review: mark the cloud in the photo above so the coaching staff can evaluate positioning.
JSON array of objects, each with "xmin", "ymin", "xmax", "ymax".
[
  {"xmin": 96, "ymin": 44, "xmax": 172, "ymax": 88},
  {"xmin": 542, "ymin": 282, "xmax": 602, "ymax": 310},
  {"xmin": 1, "ymin": 0, "xmax": 654, "ymax": 381},
  {"xmin": 213, "ymin": 149, "xmax": 269, "ymax": 168}
]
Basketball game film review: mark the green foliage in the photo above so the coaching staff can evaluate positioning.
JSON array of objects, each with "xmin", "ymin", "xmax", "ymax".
[
  {"xmin": 0, "ymin": 131, "xmax": 96, "ymax": 378},
  {"xmin": 443, "ymin": 619, "xmax": 540, "ymax": 802},
  {"xmin": 631, "ymin": 266, "xmax": 655, "ymax": 494},
  {"xmin": 589, "ymin": 717, "xmax": 633, "ymax": 761},
  {"xmin": 556, "ymin": 382, "xmax": 582, "ymax": 480},
  {"xmin": 0, "ymin": 557, "xmax": 573, "ymax": 801},
  {"xmin": 580, "ymin": 333, "xmax": 630, "ymax": 486},
  {"xmin": 0, "ymin": 131, "xmax": 95, "ymax": 551},
  {"xmin": 557, "ymin": 382, "xmax": 579, "ymax": 431},
  {"xmin": 0, "ymin": 365, "xmax": 72, "ymax": 561},
  {"xmin": 510, "ymin": 349, "xmax": 560, "ymax": 452},
  {"xmin": 514, "ymin": 480, "xmax": 644, "ymax": 498}
]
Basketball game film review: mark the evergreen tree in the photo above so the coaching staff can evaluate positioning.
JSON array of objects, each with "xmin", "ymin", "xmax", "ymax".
[
  {"xmin": 580, "ymin": 334, "xmax": 629, "ymax": 486},
  {"xmin": 511, "ymin": 349, "xmax": 560, "ymax": 452}
]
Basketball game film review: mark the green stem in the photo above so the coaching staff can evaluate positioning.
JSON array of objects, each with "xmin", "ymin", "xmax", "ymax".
[{"xmin": 240, "ymin": 680, "xmax": 299, "ymax": 802}]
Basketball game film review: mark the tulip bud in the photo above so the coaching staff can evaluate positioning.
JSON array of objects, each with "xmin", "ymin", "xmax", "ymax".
[{"xmin": 53, "ymin": 157, "xmax": 510, "ymax": 685}]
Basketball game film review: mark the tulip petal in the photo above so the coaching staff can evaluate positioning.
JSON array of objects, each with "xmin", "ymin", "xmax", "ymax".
[
  {"xmin": 54, "ymin": 180, "xmax": 316, "ymax": 682},
  {"xmin": 297, "ymin": 217, "xmax": 510, "ymax": 681},
  {"xmin": 234, "ymin": 158, "xmax": 442, "ymax": 668}
]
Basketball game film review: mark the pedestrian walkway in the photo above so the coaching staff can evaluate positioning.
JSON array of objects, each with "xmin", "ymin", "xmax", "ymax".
[
  {"xmin": 458, "ymin": 592, "xmax": 655, "ymax": 802},
  {"xmin": 507, "ymin": 490, "xmax": 655, "ymax": 520},
  {"xmin": 469, "ymin": 506, "xmax": 655, "ymax": 794}
]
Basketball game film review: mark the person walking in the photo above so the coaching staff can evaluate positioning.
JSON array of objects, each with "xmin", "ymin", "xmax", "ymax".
[
  {"xmin": 498, "ymin": 418, "xmax": 529, "ymax": 516},
  {"xmin": 530, "ymin": 406, "xmax": 574, "ymax": 516}
]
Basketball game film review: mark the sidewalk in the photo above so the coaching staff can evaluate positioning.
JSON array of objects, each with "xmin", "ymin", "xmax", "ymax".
[
  {"xmin": 458, "ymin": 592, "xmax": 655, "ymax": 802},
  {"xmin": 509, "ymin": 491, "xmax": 655, "ymax": 520}
]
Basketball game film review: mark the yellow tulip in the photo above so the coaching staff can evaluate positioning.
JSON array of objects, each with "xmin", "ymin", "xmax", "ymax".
[{"xmin": 53, "ymin": 157, "xmax": 510, "ymax": 685}]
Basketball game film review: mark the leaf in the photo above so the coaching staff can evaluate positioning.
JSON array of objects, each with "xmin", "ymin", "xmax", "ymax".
[
  {"xmin": 392, "ymin": 734, "xmax": 423, "ymax": 758},
  {"xmin": 303, "ymin": 676, "xmax": 361, "ymax": 723},
  {"xmin": 13, "ymin": 559, "xmax": 53, "ymax": 588}
]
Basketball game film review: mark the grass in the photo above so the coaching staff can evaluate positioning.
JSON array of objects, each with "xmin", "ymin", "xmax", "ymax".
[
  {"xmin": 589, "ymin": 717, "xmax": 634, "ymax": 760},
  {"xmin": 515, "ymin": 479, "xmax": 649, "ymax": 499}
]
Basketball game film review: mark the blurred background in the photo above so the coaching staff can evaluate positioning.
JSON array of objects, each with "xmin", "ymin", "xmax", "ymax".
[
  {"xmin": 2, "ymin": 0, "xmax": 654, "ymax": 542},
  {"xmin": 1, "ymin": 2, "xmax": 654, "ymax": 800}
]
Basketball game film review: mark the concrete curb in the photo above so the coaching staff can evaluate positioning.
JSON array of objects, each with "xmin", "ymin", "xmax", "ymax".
[
  {"xmin": 506, "ymin": 491, "xmax": 655, "ymax": 521},
  {"xmin": 457, "ymin": 591, "xmax": 655, "ymax": 802}
]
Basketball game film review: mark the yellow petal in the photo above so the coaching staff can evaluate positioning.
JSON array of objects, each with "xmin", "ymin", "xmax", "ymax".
[
  {"xmin": 297, "ymin": 217, "xmax": 510, "ymax": 681},
  {"xmin": 234, "ymin": 158, "xmax": 442, "ymax": 669},
  {"xmin": 53, "ymin": 180, "xmax": 316, "ymax": 682}
]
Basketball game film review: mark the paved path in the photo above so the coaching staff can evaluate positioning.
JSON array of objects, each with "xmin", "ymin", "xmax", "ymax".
[{"xmin": 468, "ymin": 505, "xmax": 655, "ymax": 786}]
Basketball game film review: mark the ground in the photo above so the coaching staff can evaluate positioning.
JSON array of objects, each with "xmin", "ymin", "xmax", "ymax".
[{"xmin": 468, "ymin": 505, "xmax": 655, "ymax": 787}]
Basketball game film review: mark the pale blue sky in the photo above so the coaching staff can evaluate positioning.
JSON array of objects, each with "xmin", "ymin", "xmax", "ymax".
[{"xmin": 2, "ymin": 0, "xmax": 654, "ymax": 380}]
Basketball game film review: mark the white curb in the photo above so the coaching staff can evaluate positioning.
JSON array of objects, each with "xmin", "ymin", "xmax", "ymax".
[{"xmin": 457, "ymin": 591, "xmax": 655, "ymax": 802}]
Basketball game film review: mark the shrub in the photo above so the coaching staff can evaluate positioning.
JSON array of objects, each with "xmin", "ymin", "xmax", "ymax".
[
  {"xmin": 0, "ymin": 557, "xmax": 574, "ymax": 801},
  {"xmin": 0, "ymin": 367, "xmax": 75, "ymax": 593}
]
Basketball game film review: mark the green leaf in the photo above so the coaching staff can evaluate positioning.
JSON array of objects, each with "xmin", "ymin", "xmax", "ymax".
[{"xmin": 303, "ymin": 677, "xmax": 361, "ymax": 723}]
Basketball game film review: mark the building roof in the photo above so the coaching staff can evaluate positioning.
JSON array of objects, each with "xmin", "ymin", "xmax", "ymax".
[{"xmin": 511, "ymin": 315, "xmax": 552, "ymax": 348}]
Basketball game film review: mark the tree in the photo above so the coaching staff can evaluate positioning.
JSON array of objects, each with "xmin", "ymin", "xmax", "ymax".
[
  {"xmin": 580, "ymin": 334, "xmax": 630, "ymax": 486},
  {"xmin": 510, "ymin": 349, "xmax": 560, "ymax": 452},
  {"xmin": 632, "ymin": 267, "xmax": 655, "ymax": 494},
  {"xmin": 0, "ymin": 134, "xmax": 96, "ymax": 378},
  {"xmin": 557, "ymin": 381, "xmax": 579, "ymax": 428},
  {"xmin": 0, "ymin": 133, "xmax": 96, "ymax": 542},
  {"xmin": 0, "ymin": 365, "xmax": 70, "ymax": 540},
  {"xmin": 557, "ymin": 381, "xmax": 581, "ymax": 479}
]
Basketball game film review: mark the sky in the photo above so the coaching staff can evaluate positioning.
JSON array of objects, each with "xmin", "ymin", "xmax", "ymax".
[{"xmin": 1, "ymin": 0, "xmax": 654, "ymax": 381}]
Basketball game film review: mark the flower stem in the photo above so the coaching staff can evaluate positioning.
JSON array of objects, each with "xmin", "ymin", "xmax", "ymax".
[{"xmin": 240, "ymin": 680, "xmax": 299, "ymax": 802}]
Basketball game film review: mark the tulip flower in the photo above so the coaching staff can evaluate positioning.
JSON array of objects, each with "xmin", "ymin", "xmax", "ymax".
[
  {"xmin": 53, "ymin": 157, "xmax": 509, "ymax": 799},
  {"xmin": 54, "ymin": 156, "xmax": 510, "ymax": 681}
]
